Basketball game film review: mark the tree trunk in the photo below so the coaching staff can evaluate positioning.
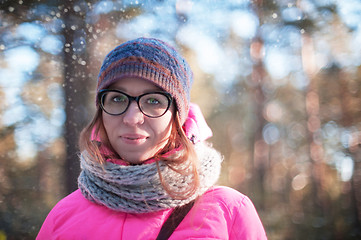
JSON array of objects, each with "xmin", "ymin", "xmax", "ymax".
[
  {"xmin": 249, "ymin": 0, "xmax": 269, "ymax": 210},
  {"xmin": 63, "ymin": 1, "xmax": 90, "ymax": 194}
]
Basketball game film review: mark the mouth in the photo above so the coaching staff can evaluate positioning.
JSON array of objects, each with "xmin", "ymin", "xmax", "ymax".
[{"xmin": 121, "ymin": 134, "xmax": 148, "ymax": 144}]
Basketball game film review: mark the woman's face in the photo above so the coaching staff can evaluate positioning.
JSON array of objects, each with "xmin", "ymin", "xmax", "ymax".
[{"xmin": 102, "ymin": 77, "xmax": 174, "ymax": 164}]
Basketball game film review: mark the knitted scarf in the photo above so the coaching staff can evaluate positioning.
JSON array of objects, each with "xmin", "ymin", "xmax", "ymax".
[{"xmin": 78, "ymin": 142, "xmax": 222, "ymax": 213}]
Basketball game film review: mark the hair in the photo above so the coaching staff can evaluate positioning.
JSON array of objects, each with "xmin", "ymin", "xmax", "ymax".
[{"xmin": 78, "ymin": 108, "xmax": 200, "ymax": 200}]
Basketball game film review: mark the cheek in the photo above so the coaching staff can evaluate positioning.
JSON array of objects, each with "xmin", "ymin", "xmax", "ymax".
[
  {"xmin": 152, "ymin": 114, "xmax": 174, "ymax": 139},
  {"xmin": 102, "ymin": 114, "xmax": 116, "ymax": 136}
]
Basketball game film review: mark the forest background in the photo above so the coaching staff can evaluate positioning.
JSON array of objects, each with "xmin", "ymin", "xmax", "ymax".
[{"xmin": 0, "ymin": 0, "xmax": 361, "ymax": 239}]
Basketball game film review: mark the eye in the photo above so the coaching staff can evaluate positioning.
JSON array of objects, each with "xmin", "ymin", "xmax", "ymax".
[
  {"xmin": 140, "ymin": 93, "xmax": 169, "ymax": 109},
  {"xmin": 146, "ymin": 97, "xmax": 160, "ymax": 105},
  {"xmin": 112, "ymin": 94, "xmax": 127, "ymax": 103},
  {"xmin": 103, "ymin": 92, "xmax": 128, "ymax": 105}
]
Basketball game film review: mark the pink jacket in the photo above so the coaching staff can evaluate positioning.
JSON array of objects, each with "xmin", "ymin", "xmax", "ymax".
[{"xmin": 37, "ymin": 186, "xmax": 267, "ymax": 239}]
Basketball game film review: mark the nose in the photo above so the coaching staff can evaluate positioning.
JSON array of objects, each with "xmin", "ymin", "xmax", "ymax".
[{"xmin": 122, "ymin": 101, "xmax": 144, "ymax": 125}]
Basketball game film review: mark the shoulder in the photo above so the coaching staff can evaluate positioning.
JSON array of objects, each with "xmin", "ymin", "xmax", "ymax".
[
  {"xmin": 51, "ymin": 189, "xmax": 89, "ymax": 212},
  {"xmin": 202, "ymin": 186, "xmax": 249, "ymax": 206},
  {"xmin": 196, "ymin": 186, "xmax": 267, "ymax": 239},
  {"xmin": 37, "ymin": 190, "xmax": 130, "ymax": 239},
  {"xmin": 39, "ymin": 189, "xmax": 115, "ymax": 229},
  {"xmin": 199, "ymin": 186, "xmax": 262, "ymax": 220},
  {"xmin": 203, "ymin": 186, "xmax": 264, "ymax": 218},
  {"xmin": 40, "ymin": 190, "xmax": 93, "ymax": 226},
  {"xmin": 37, "ymin": 190, "xmax": 89, "ymax": 239},
  {"xmin": 194, "ymin": 186, "xmax": 253, "ymax": 224},
  {"xmin": 175, "ymin": 186, "xmax": 267, "ymax": 239}
]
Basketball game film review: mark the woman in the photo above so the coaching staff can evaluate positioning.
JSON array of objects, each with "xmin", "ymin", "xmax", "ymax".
[{"xmin": 37, "ymin": 37, "xmax": 267, "ymax": 239}]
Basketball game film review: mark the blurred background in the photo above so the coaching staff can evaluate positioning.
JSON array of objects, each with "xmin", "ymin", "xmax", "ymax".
[{"xmin": 0, "ymin": 0, "xmax": 361, "ymax": 239}]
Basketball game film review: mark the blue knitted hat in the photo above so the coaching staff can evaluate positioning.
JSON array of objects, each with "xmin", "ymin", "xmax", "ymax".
[{"xmin": 96, "ymin": 37, "xmax": 193, "ymax": 124}]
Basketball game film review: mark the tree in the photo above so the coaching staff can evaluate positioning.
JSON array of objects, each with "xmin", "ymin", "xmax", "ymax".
[{"xmin": 62, "ymin": 0, "xmax": 91, "ymax": 194}]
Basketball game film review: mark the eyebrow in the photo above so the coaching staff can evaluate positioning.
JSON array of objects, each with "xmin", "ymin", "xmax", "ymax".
[
  {"xmin": 108, "ymin": 86, "xmax": 163, "ymax": 95},
  {"xmin": 109, "ymin": 83, "xmax": 162, "ymax": 93}
]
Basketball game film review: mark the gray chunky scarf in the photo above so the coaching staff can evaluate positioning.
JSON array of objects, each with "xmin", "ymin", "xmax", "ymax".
[{"xmin": 78, "ymin": 142, "xmax": 222, "ymax": 213}]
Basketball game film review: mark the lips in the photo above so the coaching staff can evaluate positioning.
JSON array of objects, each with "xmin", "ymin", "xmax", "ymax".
[{"xmin": 120, "ymin": 133, "xmax": 148, "ymax": 144}]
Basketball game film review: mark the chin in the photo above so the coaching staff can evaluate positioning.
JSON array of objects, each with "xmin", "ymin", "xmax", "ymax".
[
  {"xmin": 127, "ymin": 159, "xmax": 144, "ymax": 165},
  {"xmin": 121, "ymin": 154, "xmax": 151, "ymax": 164}
]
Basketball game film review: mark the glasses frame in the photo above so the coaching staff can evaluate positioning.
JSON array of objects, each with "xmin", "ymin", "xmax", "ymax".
[{"xmin": 98, "ymin": 89, "xmax": 173, "ymax": 118}]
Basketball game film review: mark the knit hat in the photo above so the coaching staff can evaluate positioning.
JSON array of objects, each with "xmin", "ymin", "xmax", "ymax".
[{"xmin": 96, "ymin": 37, "xmax": 193, "ymax": 124}]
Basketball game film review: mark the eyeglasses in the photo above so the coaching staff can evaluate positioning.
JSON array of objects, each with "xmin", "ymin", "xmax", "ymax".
[{"xmin": 99, "ymin": 89, "xmax": 173, "ymax": 118}]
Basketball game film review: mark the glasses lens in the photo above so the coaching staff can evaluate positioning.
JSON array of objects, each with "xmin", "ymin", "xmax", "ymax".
[
  {"xmin": 101, "ymin": 91, "xmax": 129, "ymax": 115},
  {"xmin": 139, "ymin": 93, "xmax": 170, "ymax": 117}
]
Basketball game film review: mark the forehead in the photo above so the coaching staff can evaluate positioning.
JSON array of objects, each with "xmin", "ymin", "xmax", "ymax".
[{"xmin": 109, "ymin": 77, "xmax": 163, "ymax": 92}]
